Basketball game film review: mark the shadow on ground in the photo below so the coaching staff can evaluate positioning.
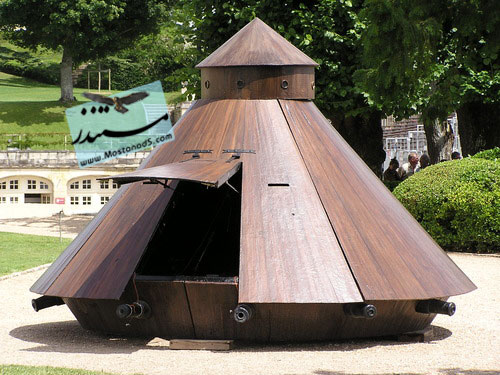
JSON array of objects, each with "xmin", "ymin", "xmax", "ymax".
[
  {"xmin": 10, "ymin": 319, "xmax": 453, "ymax": 355},
  {"xmin": 0, "ymin": 214, "xmax": 93, "ymax": 236},
  {"xmin": 0, "ymin": 70, "xmax": 54, "ymax": 88},
  {"xmin": 313, "ymin": 370, "xmax": 500, "ymax": 375},
  {"xmin": 0, "ymin": 102, "xmax": 68, "ymax": 127},
  {"xmin": 10, "ymin": 320, "xmax": 157, "ymax": 354}
]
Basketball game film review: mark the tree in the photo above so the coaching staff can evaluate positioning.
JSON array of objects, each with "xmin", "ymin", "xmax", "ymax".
[
  {"xmin": 170, "ymin": 0, "xmax": 386, "ymax": 175},
  {"xmin": 356, "ymin": 0, "xmax": 500, "ymax": 159},
  {"xmin": 0, "ymin": 0, "xmax": 165, "ymax": 102}
]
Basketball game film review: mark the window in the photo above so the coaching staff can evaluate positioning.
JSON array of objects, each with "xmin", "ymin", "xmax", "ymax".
[
  {"xmin": 70, "ymin": 182, "xmax": 79, "ymax": 189},
  {"xmin": 100, "ymin": 196, "xmax": 110, "ymax": 205},
  {"xmin": 70, "ymin": 196, "xmax": 79, "ymax": 205},
  {"xmin": 100, "ymin": 180, "xmax": 109, "ymax": 189},
  {"xmin": 82, "ymin": 196, "xmax": 91, "ymax": 205},
  {"xmin": 0, "ymin": 182, "xmax": 6, "ymax": 190},
  {"xmin": 27, "ymin": 180, "xmax": 37, "ymax": 189},
  {"xmin": 0, "ymin": 197, "xmax": 6, "ymax": 204},
  {"xmin": 41, "ymin": 195, "xmax": 51, "ymax": 204},
  {"xmin": 112, "ymin": 182, "xmax": 118, "ymax": 189},
  {"xmin": 82, "ymin": 179, "xmax": 91, "ymax": 189},
  {"xmin": 10, "ymin": 196, "xmax": 19, "ymax": 203},
  {"xmin": 40, "ymin": 182, "xmax": 49, "ymax": 189},
  {"xmin": 10, "ymin": 180, "xmax": 18, "ymax": 190}
]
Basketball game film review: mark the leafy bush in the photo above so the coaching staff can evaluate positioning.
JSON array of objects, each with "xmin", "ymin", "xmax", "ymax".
[
  {"xmin": 75, "ymin": 27, "xmax": 187, "ymax": 95},
  {"xmin": 76, "ymin": 57, "xmax": 151, "ymax": 91},
  {"xmin": 393, "ymin": 158, "xmax": 500, "ymax": 252},
  {"xmin": 0, "ymin": 58, "xmax": 60, "ymax": 85},
  {"xmin": 472, "ymin": 147, "xmax": 500, "ymax": 161}
]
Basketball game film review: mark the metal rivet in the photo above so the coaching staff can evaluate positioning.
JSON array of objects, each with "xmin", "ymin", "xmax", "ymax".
[
  {"xmin": 204, "ymin": 80, "xmax": 210, "ymax": 89},
  {"xmin": 281, "ymin": 80, "xmax": 289, "ymax": 89},
  {"xmin": 237, "ymin": 80, "xmax": 245, "ymax": 89}
]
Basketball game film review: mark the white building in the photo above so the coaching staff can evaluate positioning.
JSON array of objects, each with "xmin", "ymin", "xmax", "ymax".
[{"xmin": 0, "ymin": 151, "xmax": 148, "ymax": 219}]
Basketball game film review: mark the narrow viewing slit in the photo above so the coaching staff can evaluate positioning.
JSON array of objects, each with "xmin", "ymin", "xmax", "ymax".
[
  {"xmin": 268, "ymin": 183, "xmax": 290, "ymax": 187},
  {"xmin": 136, "ymin": 169, "xmax": 242, "ymax": 279}
]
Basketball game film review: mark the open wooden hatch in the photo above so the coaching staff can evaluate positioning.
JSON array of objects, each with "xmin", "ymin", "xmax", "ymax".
[
  {"xmin": 31, "ymin": 18, "xmax": 475, "ymax": 342},
  {"xmin": 106, "ymin": 157, "xmax": 242, "ymax": 188},
  {"xmin": 104, "ymin": 157, "xmax": 243, "ymax": 279}
]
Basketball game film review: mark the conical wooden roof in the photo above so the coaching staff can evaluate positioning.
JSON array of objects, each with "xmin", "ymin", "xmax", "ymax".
[
  {"xmin": 32, "ymin": 19, "xmax": 475, "ymax": 303},
  {"xmin": 196, "ymin": 18, "xmax": 318, "ymax": 67}
]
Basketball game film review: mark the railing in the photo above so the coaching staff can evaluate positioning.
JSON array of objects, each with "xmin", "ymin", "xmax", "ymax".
[{"xmin": 0, "ymin": 133, "xmax": 72, "ymax": 151}]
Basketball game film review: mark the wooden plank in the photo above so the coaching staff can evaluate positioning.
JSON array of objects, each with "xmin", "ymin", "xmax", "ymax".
[
  {"xmin": 169, "ymin": 339, "xmax": 234, "ymax": 351},
  {"xmin": 108, "ymin": 158, "xmax": 242, "ymax": 188},
  {"xmin": 64, "ymin": 280, "xmax": 195, "ymax": 338},
  {"xmin": 31, "ymin": 103, "xmax": 197, "ymax": 296},
  {"xmin": 196, "ymin": 18, "xmax": 317, "ymax": 67},
  {"xmin": 238, "ymin": 100, "xmax": 362, "ymax": 303},
  {"xmin": 30, "ymin": 130, "xmax": 171, "ymax": 295},
  {"xmin": 40, "ymin": 99, "xmax": 248, "ymax": 299},
  {"xmin": 41, "ymin": 100, "xmax": 220, "ymax": 299},
  {"xmin": 397, "ymin": 326, "xmax": 434, "ymax": 342},
  {"xmin": 279, "ymin": 99, "xmax": 477, "ymax": 300},
  {"xmin": 184, "ymin": 281, "xmax": 239, "ymax": 340}
]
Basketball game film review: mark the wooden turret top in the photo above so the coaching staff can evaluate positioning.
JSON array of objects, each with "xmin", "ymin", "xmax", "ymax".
[{"xmin": 196, "ymin": 18, "xmax": 318, "ymax": 68}]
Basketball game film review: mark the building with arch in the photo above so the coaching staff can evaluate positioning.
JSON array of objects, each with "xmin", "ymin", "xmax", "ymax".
[{"xmin": 0, "ymin": 151, "xmax": 147, "ymax": 218}]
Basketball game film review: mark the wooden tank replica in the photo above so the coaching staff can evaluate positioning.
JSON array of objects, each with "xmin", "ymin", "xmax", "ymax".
[{"xmin": 31, "ymin": 18, "xmax": 476, "ymax": 342}]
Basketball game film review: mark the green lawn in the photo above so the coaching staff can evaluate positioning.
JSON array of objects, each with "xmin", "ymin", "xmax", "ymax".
[
  {"xmin": 0, "ymin": 232, "xmax": 71, "ymax": 276},
  {"xmin": 0, "ymin": 365, "xmax": 117, "ymax": 375},
  {"xmin": 0, "ymin": 72, "xmax": 182, "ymax": 150},
  {"xmin": 0, "ymin": 36, "xmax": 62, "ymax": 65}
]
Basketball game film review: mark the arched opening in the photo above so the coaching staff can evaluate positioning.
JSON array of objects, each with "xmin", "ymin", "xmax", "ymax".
[
  {"xmin": 0, "ymin": 175, "xmax": 53, "ymax": 204},
  {"xmin": 67, "ymin": 175, "xmax": 118, "ymax": 206}
]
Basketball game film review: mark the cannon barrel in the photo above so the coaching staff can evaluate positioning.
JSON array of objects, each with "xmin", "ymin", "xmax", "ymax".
[
  {"xmin": 416, "ymin": 299, "xmax": 456, "ymax": 316},
  {"xmin": 116, "ymin": 300, "xmax": 151, "ymax": 319},
  {"xmin": 232, "ymin": 304, "xmax": 255, "ymax": 323},
  {"xmin": 344, "ymin": 303, "xmax": 377, "ymax": 319},
  {"xmin": 32, "ymin": 296, "xmax": 64, "ymax": 312}
]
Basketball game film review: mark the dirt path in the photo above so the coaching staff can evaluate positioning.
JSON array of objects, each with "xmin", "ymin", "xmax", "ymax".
[
  {"xmin": 0, "ymin": 253, "xmax": 498, "ymax": 375},
  {"xmin": 0, "ymin": 215, "xmax": 93, "ymax": 239}
]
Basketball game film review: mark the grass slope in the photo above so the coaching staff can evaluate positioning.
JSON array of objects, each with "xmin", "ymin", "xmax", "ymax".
[
  {"xmin": 0, "ymin": 73, "xmax": 94, "ymax": 150},
  {"xmin": 0, "ymin": 232, "xmax": 71, "ymax": 276},
  {"xmin": 0, "ymin": 365, "xmax": 117, "ymax": 375},
  {"xmin": 0, "ymin": 37, "xmax": 62, "ymax": 65}
]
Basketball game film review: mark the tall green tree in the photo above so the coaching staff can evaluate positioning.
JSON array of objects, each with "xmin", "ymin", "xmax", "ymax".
[
  {"xmin": 171, "ymin": 0, "xmax": 386, "ymax": 175},
  {"xmin": 356, "ymin": 0, "xmax": 500, "ymax": 159},
  {"xmin": 0, "ymin": 0, "xmax": 165, "ymax": 102}
]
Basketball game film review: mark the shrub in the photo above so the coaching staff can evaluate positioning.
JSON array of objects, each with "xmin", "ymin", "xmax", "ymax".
[
  {"xmin": 393, "ymin": 157, "xmax": 500, "ymax": 252},
  {"xmin": 0, "ymin": 43, "xmax": 60, "ymax": 85},
  {"xmin": 472, "ymin": 147, "xmax": 500, "ymax": 161}
]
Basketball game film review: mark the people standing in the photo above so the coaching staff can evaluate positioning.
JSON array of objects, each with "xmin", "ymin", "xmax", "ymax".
[
  {"xmin": 419, "ymin": 154, "xmax": 430, "ymax": 169},
  {"xmin": 383, "ymin": 158, "xmax": 401, "ymax": 181},
  {"xmin": 399, "ymin": 152, "xmax": 420, "ymax": 180}
]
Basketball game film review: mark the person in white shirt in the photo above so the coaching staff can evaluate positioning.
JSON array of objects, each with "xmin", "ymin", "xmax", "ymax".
[{"xmin": 399, "ymin": 152, "xmax": 420, "ymax": 180}]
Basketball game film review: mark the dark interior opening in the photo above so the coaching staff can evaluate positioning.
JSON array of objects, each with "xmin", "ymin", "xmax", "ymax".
[
  {"xmin": 136, "ymin": 169, "xmax": 242, "ymax": 278},
  {"xmin": 24, "ymin": 193, "xmax": 41, "ymax": 203}
]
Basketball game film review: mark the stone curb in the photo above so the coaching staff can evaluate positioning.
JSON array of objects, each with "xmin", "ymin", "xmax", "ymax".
[{"xmin": 0, "ymin": 264, "xmax": 50, "ymax": 281}]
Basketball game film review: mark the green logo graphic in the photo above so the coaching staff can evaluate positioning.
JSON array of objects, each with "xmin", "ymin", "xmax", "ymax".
[{"xmin": 66, "ymin": 81, "xmax": 174, "ymax": 168}]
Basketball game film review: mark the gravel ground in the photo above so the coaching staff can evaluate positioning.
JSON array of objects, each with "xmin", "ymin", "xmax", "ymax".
[
  {"xmin": 0, "ymin": 253, "xmax": 498, "ymax": 375},
  {"xmin": 0, "ymin": 215, "xmax": 93, "ymax": 239}
]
